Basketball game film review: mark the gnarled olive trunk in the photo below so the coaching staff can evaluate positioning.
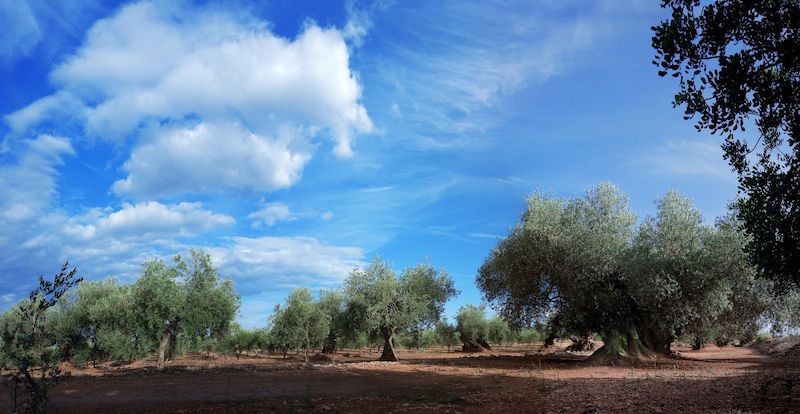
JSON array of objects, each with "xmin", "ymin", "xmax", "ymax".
[
  {"xmin": 590, "ymin": 329, "xmax": 652, "ymax": 363},
  {"xmin": 378, "ymin": 326, "xmax": 398, "ymax": 361},
  {"xmin": 322, "ymin": 332, "xmax": 337, "ymax": 354},
  {"xmin": 543, "ymin": 331, "xmax": 557, "ymax": 348},
  {"xmin": 640, "ymin": 327, "xmax": 674, "ymax": 355},
  {"xmin": 566, "ymin": 335, "xmax": 596, "ymax": 352},
  {"xmin": 462, "ymin": 338, "xmax": 492, "ymax": 352},
  {"xmin": 157, "ymin": 331, "xmax": 171, "ymax": 370},
  {"xmin": 590, "ymin": 327, "xmax": 673, "ymax": 363}
]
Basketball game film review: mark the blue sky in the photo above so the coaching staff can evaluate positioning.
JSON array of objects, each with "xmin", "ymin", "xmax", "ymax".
[{"xmin": 0, "ymin": 0, "xmax": 739, "ymax": 328}]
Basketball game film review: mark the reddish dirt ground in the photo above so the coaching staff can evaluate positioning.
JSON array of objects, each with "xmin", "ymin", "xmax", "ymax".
[{"xmin": 2, "ymin": 343, "xmax": 799, "ymax": 413}]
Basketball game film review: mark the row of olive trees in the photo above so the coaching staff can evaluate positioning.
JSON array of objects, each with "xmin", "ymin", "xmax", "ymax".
[
  {"xmin": 264, "ymin": 259, "xmax": 459, "ymax": 361},
  {"xmin": 1, "ymin": 250, "xmax": 240, "ymax": 373},
  {"xmin": 395, "ymin": 319, "xmax": 539, "ymax": 352},
  {"xmin": 1, "ymin": 252, "xmax": 470, "ymax": 376},
  {"xmin": 0, "ymin": 251, "xmax": 240, "ymax": 413},
  {"xmin": 261, "ymin": 284, "xmax": 545, "ymax": 360}
]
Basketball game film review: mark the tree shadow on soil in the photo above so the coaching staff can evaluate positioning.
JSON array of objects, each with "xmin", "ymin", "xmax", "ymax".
[{"xmin": 9, "ymin": 348, "xmax": 799, "ymax": 413}]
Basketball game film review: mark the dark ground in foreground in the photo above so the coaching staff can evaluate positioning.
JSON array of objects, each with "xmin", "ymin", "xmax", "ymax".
[{"xmin": 2, "ymin": 344, "xmax": 799, "ymax": 413}]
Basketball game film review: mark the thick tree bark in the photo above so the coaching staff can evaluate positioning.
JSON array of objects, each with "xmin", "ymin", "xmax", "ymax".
[
  {"xmin": 639, "ymin": 326, "xmax": 674, "ymax": 355},
  {"xmin": 543, "ymin": 331, "xmax": 557, "ymax": 348},
  {"xmin": 322, "ymin": 332, "xmax": 337, "ymax": 354},
  {"xmin": 157, "ymin": 331, "xmax": 171, "ymax": 370},
  {"xmin": 589, "ymin": 327, "xmax": 674, "ymax": 364},
  {"xmin": 461, "ymin": 339, "xmax": 491, "ymax": 352},
  {"xmin": 566, "ymin": 335, "xmax": 596, "ymax": 352},
  {"xmin": 378, "ymin": 326, "xmax": 398, "ymax": 361},
  {"xmin": 589, "ymin": 329, "xmax": 649, "ymax": 363}
]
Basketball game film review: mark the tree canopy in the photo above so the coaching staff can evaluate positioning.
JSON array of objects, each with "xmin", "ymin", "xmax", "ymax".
[{"xmin": 653, "ymin": 0, "xmax": 800, "ymax": 290}]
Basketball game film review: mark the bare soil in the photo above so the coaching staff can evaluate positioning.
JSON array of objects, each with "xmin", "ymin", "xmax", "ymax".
[{"xmin": 2, "ymin": 342, "xmax": 799, "ymax": 413}]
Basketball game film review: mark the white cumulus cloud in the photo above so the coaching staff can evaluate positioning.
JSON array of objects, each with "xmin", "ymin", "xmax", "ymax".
[
  {"xmin": 7, "ymin": 0, "xmax": 372, "ymax": 198},
  {"xmin": 248, "ymin": 202, "xmax": 296, "ymax": 228},
  {"xmin": 63, "ymin": 201, "xmax": 234, "ymax": 241},
  {"xmin": 112, "ymin": 122, "xmax": 311, "ymax": 198}
]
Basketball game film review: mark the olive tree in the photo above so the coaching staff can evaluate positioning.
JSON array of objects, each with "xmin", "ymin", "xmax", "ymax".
[
  {"xmin": 50, "ymin": 278, "xmax": 142, "ymax": 366},
  {"xmin": 318, "ymin": 289, "xmax": 346, "ymax": 354},
  {"xmin": 181, "ymin": 251, "xmax": 239, "ymax": 342},
  {"xmin": 130, "ymin": 250, "xmax": 238, "ymax": 369},
  {"xmin": 517, "ymin": 328, "xmax": 541, "ymax": 347},
  {"xmin": 487, "ymin": 316, "xmax": 512, "ymax": 346},
  {"xmin": 222, "ymin": 324, "xmax": 267, "ymax": 359},
  {"xmin": 278, "ymin": 288, "xmax": 328, "ymax": 361},
  {"xmin": 622, "ymin": 195, "xmax": 765, "ymax": 355},
  {"xmin": 1, "ymin": 262, "xmax": 81, "ymax": 414},
  {"xmin": 130, "ymin": 258, "xmax": 185, "ymax": 369},
  {"xmin": 767, "ymin": 289, "xmax": 800, "ymax": 335},
  {"xmin": 267, "ymin": 304, "xmax": 292, "ymax": 357},
  {"xmin": 479, "ymin": 184, "xmax": 636, "ymax": 358},
  {"xmin": 478, "ymin": 183, "xmax": 763, "ymax": 360},
  {"xmin": 455, "ymin": 305, "xmax": 491, "ymax": 351},
  {"xmin": 435, "ymin": 318, "xmax": 459, "ymax": 352},
  {"xmin": 680, "ymin": 214, "xmax": 772, "ymax": 346},
  {"xmin": 344, "ymin": 258, "xmax": 457, "ymax": 361},
  {"xmin": 398, "ymin": 329, "xmax": 437, "ymax": 351}
]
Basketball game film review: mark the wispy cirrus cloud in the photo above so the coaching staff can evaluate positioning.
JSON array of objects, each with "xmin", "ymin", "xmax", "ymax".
[
  {"xmin": 633, "ymin": 140, "xmax": 735, "ymax": 180},
  {"xmin": 0, "ymin": 0, "xmax": 41, "ymax": 63},
  {"xmin": 0, "ymin": 134, "xmax": 74, "ymax": 223},
  {"xmin": 0, "ymin": 0, "xmax": 107, "ymax": 65},
  {"xmin": 360, "ymin": 0, "xmax": 632, "ymax": 151},
  {"xmin": 207, "ymin": 236, "xmax": 366, "ymax": 292}
]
